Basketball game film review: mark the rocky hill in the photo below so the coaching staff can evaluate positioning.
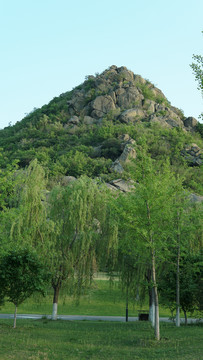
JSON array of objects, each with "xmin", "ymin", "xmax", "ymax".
[
  {"xmin": 63, "ymin": 65, "xmax": 198, "ymax": 131},
  {"xmin": 0, "ymin": 65, "xmax": 202, "ymax": 194}
]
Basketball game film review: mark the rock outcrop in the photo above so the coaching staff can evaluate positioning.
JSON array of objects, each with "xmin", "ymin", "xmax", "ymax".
[
  {"xmin": 110, "ymin": 134, "xmax": 136, "ymax": 174},
  {"xmin": 63, "ymin": 65, "xmax": 198, "ymax": 132},
  {"xmin": 181, "ymin": 144, "xmax": 202, "ymax": 166}
]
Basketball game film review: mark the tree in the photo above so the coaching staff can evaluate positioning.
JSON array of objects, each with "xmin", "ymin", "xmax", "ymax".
[
  {"xmin": 118, "ymin": 252, "xmax": 146, "ymax": 322},
  {"xmin": 47, "ymin": 176, "xmax": 117, "ymax": 320},
  {"xmin": 0, "ymin": 248, "xmax": 50, "ymax": 328},
  {"xmin": 9, "ymin": 159, "xmax": 49, "ymax": 252},
  {"xmin": 0, "ymin": 158, "xmax": 18, "ymax": 211},
  {"xmin": 159, "ymin": 253, "xmax": 202, "ymax": 324},
  {"xmin": 190, "ymin": 33, "xmax": 203, "ymax": 119},
  {"xmin": 116, "ymin": 149, "xmax": 176, "ymax": 340},
  {"xmin": 168, "ymin": 188, "xmax": 203, "ymax": 327}
]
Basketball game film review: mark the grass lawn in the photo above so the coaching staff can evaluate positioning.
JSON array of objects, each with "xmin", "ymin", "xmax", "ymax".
[
  {"xmin": 0, "ymin": 280, "xmax": 172, "ymax": 318},
  {"xmin": 0, "ymin": 319, "xmax": 202, "ymax": 360}
]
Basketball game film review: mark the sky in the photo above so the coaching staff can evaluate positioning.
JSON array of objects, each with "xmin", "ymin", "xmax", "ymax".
[{"xmin": 0, "ymin": 0, "xmax": 202, "ymax": 130}]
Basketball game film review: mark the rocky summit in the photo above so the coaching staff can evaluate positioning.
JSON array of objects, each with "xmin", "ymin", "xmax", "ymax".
[{"xmin": 64, "ymin": 65, "xmax": 197, "ymax": 131}]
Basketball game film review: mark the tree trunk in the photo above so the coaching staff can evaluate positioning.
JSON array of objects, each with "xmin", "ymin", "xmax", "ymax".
[
  {"xmin": 147, "ymin": 269, "xmax": 155, "ymax": 327},
  {"xmin": 183, "ymin": 309, "xmax": 187, "ymax": 325},
  {"xmin": 13, "ymin": 304, "xmax": 17, "ymax": 328},
  {"xmin": 52, "ymin": 285, "xmax": 60, "ymax": 320},
  {"xmin": 126, "ymin": 284, "xmax": 128, "ymax": 322},
  {"xmin": 152, "ymin": 250, "xmax": 160, "ymax": 340},
  {"xmin": 176, "ymin": 239, "xmax": 180, "ymax": 327},
  {"xmin": 149, "ymin": 287, "xmax": 155, "ymax": 328},
  {"xmin": 146, "ymin": 201, "xmax": 159, "ymax": 340}
]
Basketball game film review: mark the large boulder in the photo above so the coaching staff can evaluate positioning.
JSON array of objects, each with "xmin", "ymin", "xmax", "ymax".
[
  {"xmin": 119, "ymin": 144, "xmax": 136, "ymax": 162},
  {"xmin": 83, "ymin": 116, "xmax": 95, "ymax": 125},
  {"xmin": 184, "ymin": 117, "xmax": 198, "ymax": 129},
  {"xmin": 120, "ymin": 108, "xmax": 145, "ymax": 123},
  {"xmin": 189, "ymin": 193, "xmax": 203, "ymax": 203},
  {"xmin": 117, "ymin": 66, "xmax": 134, "ymax": 81},
  {"xmin": 181, "ymin": 143, "xmax": 202, "ymax": 166},
  {"xmin": 110, "ymin": 179, "xmax": 135, "ymax": 192},
  {"xmin": 110, "ymin": 159, "xmax": 124, "ymax": 174},
  {"xmin": 68, "ymin": 116, "xmax": 80, "ymax": 125},
  {"xmin": 91, "ymin": 95, "xmax": 116, "ymax": 118},
  {"xmin": 60, "ymin": 176, "xmax": 77, "ymax": 186},
  {"xmin": 115, "ymin": 87, "xmax": 143, "ymax": 108},
  {"xmin": 67, "ymin": 91, "xmax": 86, "ymax": 114}
]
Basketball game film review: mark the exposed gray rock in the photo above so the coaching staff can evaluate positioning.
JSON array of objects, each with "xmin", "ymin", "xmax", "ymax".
[
  {"xmin": 109, "ymin": 91, "xmax": 117, "ymax": 103},
  {"xmin": 165, "ymin": 118, "xmax": 182, "ymax": 128},
  {"xmin": 116, "ymin": 87, "xmax": 143, "ymax": 108},
  {"xmin": 67, "ymin": 125, "xmax": 80, "ymax": 134},
  {"xmin": 181, "ymin": 143, "xmax": 202, "ymax": 166},
  {"xmin": 148, "ymin": 106, "xmax": 184, "ymax": 128},
  {"xmin": 117, "ymin": 66, "xmax": 134, "ymax": 81},
  {"xmin": 110, "ymin": 159, "xmax": 124, "ymax": 174},
  {"xmin": 105, "ymin": 183, "xmax": 118, "ymax": 191},
  {"xmin": 64, "ymin": 65, "xmax": 201, "ymax": 139},
  {"xmin": 60, "ymin": 176, "xmax": 77, "ymax": 186},
  {"xmin": 67, "ymin": 91, "xmax": 85, "ymax": 114},
  {"xmin": 68, "ymin": 116, "xmax": 80, "ymax": 125},
  {"xmin": 184, "ymin": 117, "xmax": 198, "ymax": 128},
  {"xmin": 189, "ymin": 193, "xmax": 203, "ymax": 203},
  {"xmin": 83, "ymin": 116, "xmax": 95, "ymax": 125},
  {"xmin": 118, "ymin": 134, "xmax": 136, "ymax": 145},
  {"xmin": 119, "ymin": 144, "xmax": 136, "ymax": 162},
  {"xmin": 134, "ymin": 75, "xmax": 147, "ymax": 85},
  {"xmin": 109, "ymin": 134, "xmax": 136, "ymax": 173},
  {"xmin": 120, "ymin": 108, "xmax": 145, "ymax": 123},
  {"xmin": 150, "ymin": 86, "xmax": 167, "ymax": 101},
  {"xmin": 91, "ymin": 95, "xmax": 116, "ymax": 118},
  {"xmin": 149, "ymin": 114, "xmax": 171, "ymax": 128},
  {"xmin": 110, "ymin": 179, "xmax": 135, "ymax": 192},
  {"xmin": 143, "ymin": 99, "xmax": 156, "ymax": 113}
]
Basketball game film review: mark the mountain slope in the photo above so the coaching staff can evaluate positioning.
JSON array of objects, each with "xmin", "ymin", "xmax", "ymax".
[{"xmin": 0, "ymin": 65, "xmax": 202, "ymax": 194}]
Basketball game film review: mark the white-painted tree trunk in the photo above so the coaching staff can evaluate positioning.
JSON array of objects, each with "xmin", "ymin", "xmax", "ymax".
[
  {"xmin": 152, "ymin": 251, "xmax": 160, "ymax": 340},
  {"xmin": 52, "ymin": 303, "xmax": 58, "ymax": 320},
  {"xmin": 176, "ymin": 236, "xmax": 180, "ymax": 327},
  {"xmin": 149, "ymin": 295, "xmax": 155, "ymax": 328},
  {"xmin": 13, "ymin": 304, "xmax": 17, "ymax": 328},
  {"xmin": 176, "ymin": 306, "xmax": 180, "ymax": 327}
]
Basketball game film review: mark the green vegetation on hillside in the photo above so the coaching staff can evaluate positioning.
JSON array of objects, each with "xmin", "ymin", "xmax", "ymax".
[{"xmin": 0, "ymin": 120, "xmax": 202, "ymax": 193}]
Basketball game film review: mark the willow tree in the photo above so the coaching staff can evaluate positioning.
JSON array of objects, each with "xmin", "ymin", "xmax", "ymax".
[
  {"xmin": 9, "ymin": 159, "xmax": 49, "ymax": 252},
  {"xmin": 48, "ymin": 176, "xmax": 117, "ymax": 320}
]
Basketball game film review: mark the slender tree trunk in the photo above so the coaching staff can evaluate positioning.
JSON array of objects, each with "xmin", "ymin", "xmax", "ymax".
[
  {"xmin": 152, "ymin": 249, "xmax": 160, "ymax": 340},
  {"xmin": 146, "ymin": 201, "xmax": 159, "ymax": 340},
  {"xmin": 126, "ymin": 283, "xmax": 129, "ymax": 322},
  {"xmin": 183, "ymin": 309, "xmax": 187, "ymax": 325},
  {"xmin": 149, "ymin": 287, "xmax": 155, "ymax": 328},
  {"xmin": 13, "ymin": 304, "xmax": 17, "ymax": 328},
  {"xmin": 52, "ymin": 284, "xmax": 60, "ymax": 320},
  {"xmin": 176, "ymin": 235, "xmax": 180, "ymax": 327},
  {"xmin": 147, "ymin": 269, "xmax": 155, "ymax": 327}
]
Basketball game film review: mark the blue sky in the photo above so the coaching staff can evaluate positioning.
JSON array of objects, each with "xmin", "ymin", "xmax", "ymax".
[{"xmin": 0, "ymin": 0, "xmax": 202, "ymax": 129}]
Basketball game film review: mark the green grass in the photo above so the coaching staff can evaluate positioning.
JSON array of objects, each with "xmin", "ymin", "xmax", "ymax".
[
  {"xmin": 0, "ymin": 280, "xmax": 172, "ymax": 318},
  {"xmin": 0, "ymin": 319, "xmax": 202, "ymax": 359}
]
